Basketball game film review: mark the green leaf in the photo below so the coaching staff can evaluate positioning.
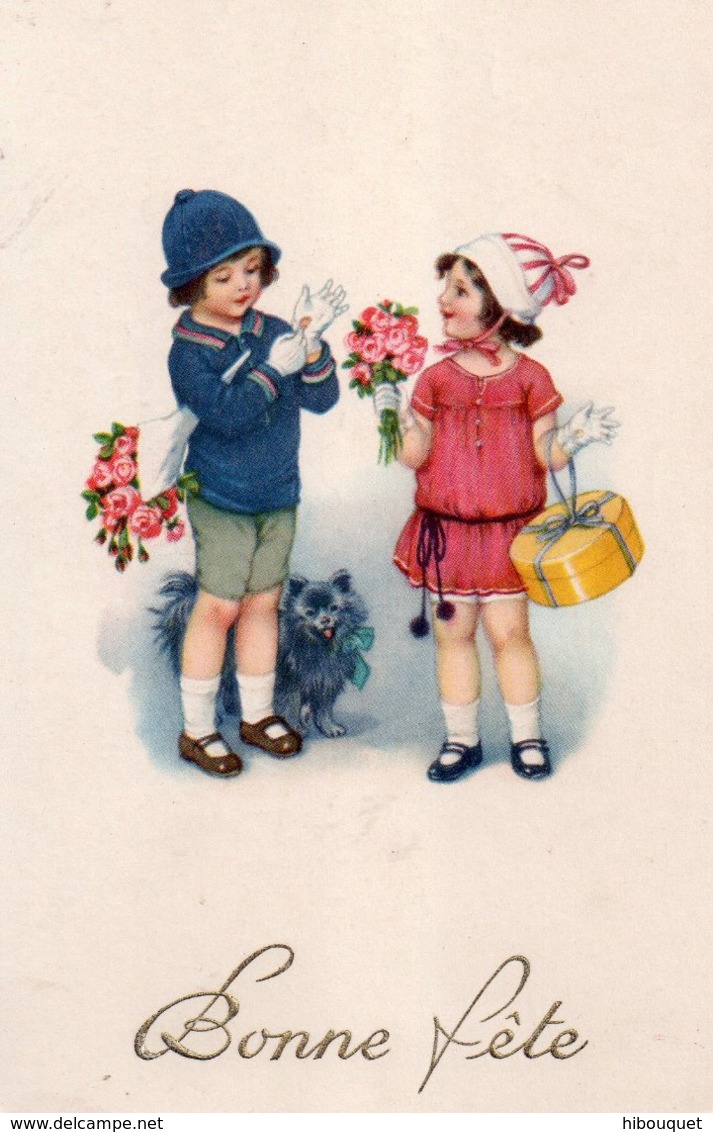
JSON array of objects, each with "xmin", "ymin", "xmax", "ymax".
[
  {"xmin": 93, "ymin": 432, "xmax": 113, "ymax": 445},
  {"xmin": 349, "ymin": 381, "xmax": 371, "ymax": 398},
  {"xmin": 81, "ymin": 489, "xmax": 101, "ymax": 503},
  {"xmin": 111, "ymin": 422, "xmax": 126, "ymax": 436},
  {"xmin": 98, "ymin": 443, "xmax": 114, "ymax": 460},
  {"xmin": 341, "ymin": 357, "xmax": 357, "ymax": 369},
  {"xmin": 404, "ymin": 306, "xmax": 419, "ymax": 316},
  {"xmin": 85, "ymin": 502, "xmax": 99, "ymax": 521},
  {"xmin": 177, "ymin": 470, "xmax": 200, "ymax": 496}
]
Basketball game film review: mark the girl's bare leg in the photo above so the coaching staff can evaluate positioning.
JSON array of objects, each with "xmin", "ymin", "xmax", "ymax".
[
  {"xmin": 433, "ymin": 600, "xmax": 481, "ymax": 704},
  {"xmin": 430, "ymin": 601, "xmax": 482, "ymax": 774},
  {"xmin": 480, "ymin": 597, "xmax": 540, "ymax": 705},
  {"xmin": 481, "ymin": 597, "xmax": 548, "ymax": 772}
]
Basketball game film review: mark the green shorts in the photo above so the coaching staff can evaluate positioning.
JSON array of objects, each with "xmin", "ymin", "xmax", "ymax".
[{"xmin": 187, "ymin": 495, "xmax": 297, "ymax": 601}]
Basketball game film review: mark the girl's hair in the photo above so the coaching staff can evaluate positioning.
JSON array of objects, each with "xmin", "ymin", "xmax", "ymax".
[
  {"xmin": 436, "ymin": 253, "xmax": 542, "ymax": 347},
  {"xmin": 168, "ymin": 246, "xmax": 279, "ymax": 308}
]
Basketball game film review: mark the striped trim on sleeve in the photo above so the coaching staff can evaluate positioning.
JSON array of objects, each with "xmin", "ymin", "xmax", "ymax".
[
  {"xmin": 247, "ymin": 368, "xmax": 279, "ymax": 401},
  {"xmin": 302, "ymin": 347, "xmax": 335, "ymax": 384}
]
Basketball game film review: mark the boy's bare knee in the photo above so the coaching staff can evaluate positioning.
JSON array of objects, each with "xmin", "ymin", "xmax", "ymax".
[
  {"xmin": 240, "ymin": 586, "xmax": 281, "ymax": 616},
  {"xmin": 195, "ymin": 591, "xmax": 242, "ymax": 631}
]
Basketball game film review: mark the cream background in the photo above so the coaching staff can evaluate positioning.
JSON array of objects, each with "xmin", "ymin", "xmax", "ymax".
[{"xmin": 2, "ymin": 0, "xmax": 711, "ymax": 1114}]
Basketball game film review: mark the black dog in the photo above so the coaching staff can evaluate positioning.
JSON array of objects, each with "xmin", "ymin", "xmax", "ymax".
[{"xmin": 152, "ymin": 569, "xmax": 372, "ymax": 737}]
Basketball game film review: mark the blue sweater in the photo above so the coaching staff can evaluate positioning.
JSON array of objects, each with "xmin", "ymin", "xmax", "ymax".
[{"xmin": 168, "ymin": 308, "xmax": 339, "ymax": 513}]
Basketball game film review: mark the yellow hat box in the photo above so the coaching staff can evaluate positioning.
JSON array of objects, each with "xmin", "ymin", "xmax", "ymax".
[{"xmin": 509, "ymin": 465, "xmax": 644, "ymax": 608}]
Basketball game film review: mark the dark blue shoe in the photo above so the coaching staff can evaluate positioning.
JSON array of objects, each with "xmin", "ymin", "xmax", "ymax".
[
  {"xmin": 510, "ymin": 739, "xmax": 551, "ymax": 780},
  {"xmin": 427, "ymin": 741, "xmax": 483, "ymax": 783}
]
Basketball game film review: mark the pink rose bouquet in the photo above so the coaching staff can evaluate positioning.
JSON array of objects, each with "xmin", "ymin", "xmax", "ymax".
[
  {"xmin": 81, "ymin": 421, "xmax": 199, "ymax": 572},
  {"xmin": 343, "ymin": 300, "xmax": 428, "ymax": 464}
]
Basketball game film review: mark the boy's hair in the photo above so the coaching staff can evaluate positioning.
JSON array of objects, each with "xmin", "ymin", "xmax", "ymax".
[
  {"xmin": 436, "ymin": 253, "xmax": 542, "ymax": 347},
  {"xmin": 168, "ymin": 246, "xmax": 279, "ymax": 308}
]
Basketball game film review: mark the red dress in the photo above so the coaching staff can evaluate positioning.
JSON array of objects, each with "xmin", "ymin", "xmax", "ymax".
[{"xmin": 393, "ymin": 353, "xmax": 563, "ymax": 597}]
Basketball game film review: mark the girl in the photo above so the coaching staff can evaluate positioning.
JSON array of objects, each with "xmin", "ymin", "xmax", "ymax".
[{"xmin": 376, "ymin": 232, "xmax": 617, "ymax": 783}]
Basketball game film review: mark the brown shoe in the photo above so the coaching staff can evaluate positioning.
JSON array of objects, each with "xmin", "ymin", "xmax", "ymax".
[
  {"xmin": 179, "ymin": 732, "xmax": 243, "ymax": 777},
  {"xmin": 240, "ymin": 715, "xmax": 302, "ymax": 758}
]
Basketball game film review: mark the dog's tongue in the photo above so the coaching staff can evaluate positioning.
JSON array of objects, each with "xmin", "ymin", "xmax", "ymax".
[{"xmin": 322, "ymin": 627, "xmax": 334, "ymax": 640}]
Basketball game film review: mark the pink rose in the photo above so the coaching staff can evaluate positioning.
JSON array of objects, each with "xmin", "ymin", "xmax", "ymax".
[
  {"xmin": 345, "ymin": 330, "xmax": 367, "ymax": 355},
  {"xmin": 112, "ymin": 432, "xmax": 138, "ymax": 457},
  {"xmin": 351, "ymin": 362, "xmax": 372, "ymax": 388},
  {"xmin": 398, "ymin": 315, "xmax": 419, "ymax": 338},
  {"xmin": 128, "ymin": 504, "xmax": 163, "ymax": 540},
  {"xmin": 359, "ymin": 306, "xmax": 379, "ymax": 328},
  {"xmin": 166, "ymin": 520, "xmax": 186, "ymax": 543},
  {"xmin": 366, "ymin": 308, "xmax": 398, "ymax": 333},
  {"xmin": 103, "ymin": 485, "xmax": 141, "ymax": 521},
  {"xmin": 86, "ymin": 459, "xmax": 114, "ymax": 492},
  {"xmin": 384, "ymin": 325, "xmax": 413, "ymax": 356},
  {"xmin": 358, "ymin": 333, "xmax": 388, "ymax": 364},
  {"xmin": 102, "ymin": 512, "xmax": 122, "ymax": 533},
  {"xmin": 109, "ymin": 453, "xmax": 138, "ymax": 487},
  {"xmin": 159, "ymin": 487, "xmax": 179, "ymax": 519},
  {"xmin": 396, "ymin": 346, "xmax": 427, "ymax": 376}
]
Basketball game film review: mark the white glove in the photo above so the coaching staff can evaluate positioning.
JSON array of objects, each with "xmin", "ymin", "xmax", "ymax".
[
  {"xmin": 292, "ymin": 280, "xmax": 348, "ymax": 353},
  {"xmin": 137, "ymin": 406, "xmax": 199, "ymax": 501},
  {"xmin": 373, "ymin": 382, "xmax": 415, "ymax": 429},
  {"xmin": 556, "ymin": 403, "xmax": 620, "ymax": 457},
  {"xmin": 266, "ymin": 328, "xmax": 308, "ymax": 376}
]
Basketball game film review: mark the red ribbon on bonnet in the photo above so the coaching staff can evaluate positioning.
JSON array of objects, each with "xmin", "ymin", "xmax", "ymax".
[{"xmin": 504, "ymin": 233, "xmax": 590, "ymax": 307}]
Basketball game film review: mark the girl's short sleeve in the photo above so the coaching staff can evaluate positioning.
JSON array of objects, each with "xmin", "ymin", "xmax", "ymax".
[
  {"xmin": 410, "ymin": 366, "xmax": 437, "ymax": 421},
  {"xmin": 525, "ymin": 360, "xmax": 563, "ymax": 421}
]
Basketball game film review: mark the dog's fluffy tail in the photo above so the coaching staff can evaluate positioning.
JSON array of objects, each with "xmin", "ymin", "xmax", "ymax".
[{"xmin": 150, "ymin": 570, "xmax": 199, "ymax": 674}]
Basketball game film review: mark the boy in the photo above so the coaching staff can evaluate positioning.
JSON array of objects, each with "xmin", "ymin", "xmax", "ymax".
[{"xmin": 161, "ymin": 189, "xmax": 346, "ymax": 777}]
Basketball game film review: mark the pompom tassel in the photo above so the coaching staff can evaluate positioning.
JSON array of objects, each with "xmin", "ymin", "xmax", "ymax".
[
  {"xmin": 409, "ymin": 612, "xmax": 430, "ymax": 638},
  {"xmin": 436, "ymin": 599, "xmax": 456, "ymax": 621}
]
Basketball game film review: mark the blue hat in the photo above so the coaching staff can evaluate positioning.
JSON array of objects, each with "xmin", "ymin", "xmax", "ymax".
[{"xmin": 161, "ymin": 189, "xmax": 282, "ymax": 288}]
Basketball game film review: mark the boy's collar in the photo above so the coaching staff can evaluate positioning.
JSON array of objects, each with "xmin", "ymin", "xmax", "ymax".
[{"xmin": 176, "ymin": 306, "xmax": 265, "ymax": 349}]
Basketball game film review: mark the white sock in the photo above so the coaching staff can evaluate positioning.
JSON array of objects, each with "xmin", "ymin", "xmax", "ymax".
[
  {"xmin": 238, "ymin": 670, "xmax": 289, "ymax": 740},
  {"xmin": 505, "ymin": 697, "xmax": 545, "ymax": 765},
  {"xmin": 440, "ymin": 699, "xmax": 480, "ymax": 763},
  {"xmin": 180, "ymin": 674, "xmax": 231, "ymax": 757}
]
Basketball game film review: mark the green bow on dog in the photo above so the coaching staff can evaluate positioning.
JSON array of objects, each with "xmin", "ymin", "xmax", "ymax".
[{"xmin": 340, "ymin": 626, "xmax": 375, "ymax": 690}]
